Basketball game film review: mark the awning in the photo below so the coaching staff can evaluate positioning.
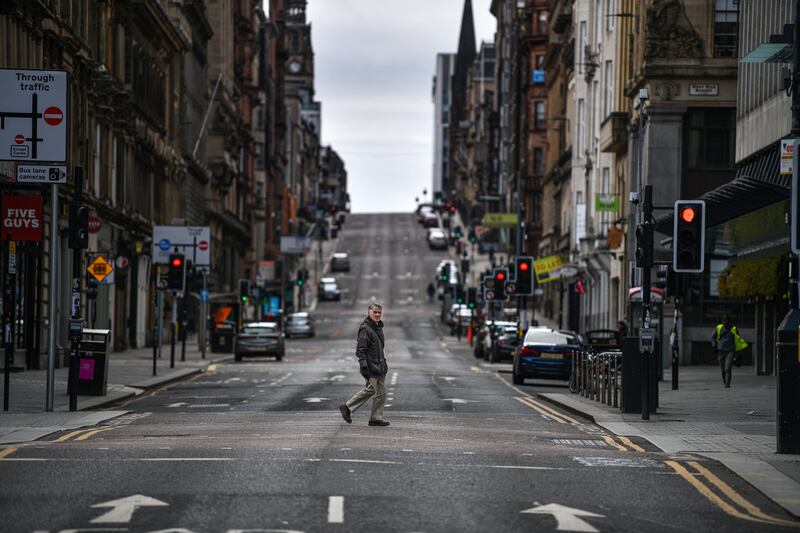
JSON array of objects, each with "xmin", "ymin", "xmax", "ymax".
[{"xmin": 654, "ymin": 143, "xmax": 788, "ymax": 235}]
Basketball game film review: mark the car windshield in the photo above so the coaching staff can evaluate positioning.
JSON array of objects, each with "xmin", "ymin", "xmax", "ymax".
[
  {"xmin": 242, "ymin": 325, "xmax": 277, "ymax": 334},
  {"xmin": 525, "ymin": 330, "xmax": 576, "ymax": 345},
  {"xmin": 322, "ymin": 284, "xmax": 337, "ymax": 290},
  {"xmin": 288, "ymin": 317, "xmax": 309, "ymax": 324}
]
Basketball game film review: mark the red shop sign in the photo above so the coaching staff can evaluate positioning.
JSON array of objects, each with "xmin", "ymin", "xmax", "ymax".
[{"xmin": 2, "ymin": 195, "xmax": 43, "ymax": 241}]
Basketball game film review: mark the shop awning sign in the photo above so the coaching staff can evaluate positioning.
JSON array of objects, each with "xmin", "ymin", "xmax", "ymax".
[
  {"xmin": 483, "ymin": 213, "xmax": 519, "ymax": 227},
  {"xmin": 595, "ymin": 194, "xmax": 620, "ymax": 212},
  {"xmin": 1, "ymin": 194, "xmax": 43, "ymax": 241}
]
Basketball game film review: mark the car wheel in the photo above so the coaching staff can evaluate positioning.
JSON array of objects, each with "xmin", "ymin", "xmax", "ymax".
[
  {"xmin": 512, "ymin": 367, "xmax": 524, "ymax": 385},
  {"xmin": 277, "ymin": 352, "xmax": 284, "ymax": 362},
  {"xmin": 234, "ymin": 353, "xmax": 242, "ymax": 362}
]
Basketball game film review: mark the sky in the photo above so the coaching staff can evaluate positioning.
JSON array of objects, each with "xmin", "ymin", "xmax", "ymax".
[{"xmin": 306, "ymin": 0, "xmax": 497, "ymax": 214}]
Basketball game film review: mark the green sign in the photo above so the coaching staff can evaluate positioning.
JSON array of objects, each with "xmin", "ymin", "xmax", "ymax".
[
  {"xmin": 595, "ymin": 194, "xmax": 620, "ymax": 213},
  {"xmin": 483, "ymin": 213, "xmax": 519, "ymax": 227}
]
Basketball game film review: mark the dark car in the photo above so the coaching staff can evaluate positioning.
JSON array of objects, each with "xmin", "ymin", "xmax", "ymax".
[
  {"xmin": 234, "ymin": 322, "xmax": 284, "ymax": 362},
  {"xmin": 331, "ymin": 252, "xmax": 350, "ymax": 272},
  {"xmin": 318, "ymin": 277, "xmax": 341, "ymax": 301},
  {"xmin": 285, "ymin": 312, "xmax": 315, "ymax": 338},
  {"xmin": 512, "ymin": 328, "xmax": 583, "ymax": 385},
  {"xmin": 488, "ymin": 324, "xmax": 520, "ymax": 363}
]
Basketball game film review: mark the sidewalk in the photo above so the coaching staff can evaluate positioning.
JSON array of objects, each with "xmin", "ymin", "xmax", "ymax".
[
  {"xmin": 537, "ymin": 366, "xmax": 800, "ymax": 518},
  {"xmin": 307, "ymin": 221, "xmax": 342, "ymax": 311},
  {"xmin": 0, "ymin": 334, "xmax": 231, "ymax": 444}
]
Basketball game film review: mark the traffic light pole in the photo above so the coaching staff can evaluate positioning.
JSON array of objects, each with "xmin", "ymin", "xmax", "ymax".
[
  {"xmin": 777, "ymin": 7, "xmax": 800, "ymax": 453},
  {"xmin": 68, "ymin": 167, "xmax": 84, "ymax": 412},
  {"xmin": 201, "ymin": 270, "xmax": 207, "ymax": 360},
  {"xmin": 3, "ymin": 235, "xmax": 16, "ymax": 412},
  {"xmin": 170, "ymin": 292, "xmax": 177, "ymax": 369},
  {"xmin": 641, "ymin": 185, "xmax": 653, "ymax": 421}
]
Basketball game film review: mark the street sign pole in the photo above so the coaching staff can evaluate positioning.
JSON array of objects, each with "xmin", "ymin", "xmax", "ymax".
[
  {"xmin": 201, "ymin": 270, "xmax": 207, "ymax": 360},
  {"xmin": 170, "ymin": 292, "xmax": 177, "ymax": 369},
  {"xmin": 3, "ymin": 237, "xmax": 16, "ymax": 411},
  {"xmin": 46, "ymin": 183, "xmax": 58, "ymax": 410},
  {"xmin": 152, "ymin": 289, "xmax": 158, "ymax": 377},
  {"xmin": 68, "ymin": 168, "xmax": 83, "ymax": 412}
]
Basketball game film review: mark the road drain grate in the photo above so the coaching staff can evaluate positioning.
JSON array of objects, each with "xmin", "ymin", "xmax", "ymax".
[{"xmin": 552, "ymin": 439, "xmax": 609, "ymax": 447}]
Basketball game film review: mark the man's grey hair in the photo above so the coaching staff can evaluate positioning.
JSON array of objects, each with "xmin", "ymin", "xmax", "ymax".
[{"xmin": 368, "ymin": 303, "xmax": 383, "ymax": 314}]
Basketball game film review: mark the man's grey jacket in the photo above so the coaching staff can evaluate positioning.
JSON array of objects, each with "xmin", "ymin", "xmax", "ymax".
[{"xmin": 356, "ymin": 317, "xmax": 387, "ymax": 377}]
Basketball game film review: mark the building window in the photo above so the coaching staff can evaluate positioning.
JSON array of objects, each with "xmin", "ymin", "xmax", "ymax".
[
  {"xmin": 578, "ymin": 21, "xmax": 587, "ymax": 73},
  {"xmin": 714, "ymin": 0, "xmax": 738, "ymax": 58},
  {"xmin": 606, "ymin": 0, "xmax": 616, "ymax": 31},
  {"xmin": 535, "ymin": 101, "xmax": 546, "ymax": 130},
  {"xmin": 537, "ymin": 11, "xmax": 548, "ymax": 35},
  {"xmin": 685, "ymin": 108, "xmax": 735, "ymax": 170},
  {"xmin": 595, "ymin": 0, "xmax": 603, "ymax": 47},
  {"xmin": 604, "ymin": 60, "xmax": 613, "ymax": 117},
  {"xmin": 577, "ymin": 98, "xmax": 586, "ymax": 157},
  {"xmin": 592, "ymin": 80, "xmax": 599, "ymax": 148},
  {"xmin": 533, "ymin": 147, "xmax": 545, "ymax": 176}
]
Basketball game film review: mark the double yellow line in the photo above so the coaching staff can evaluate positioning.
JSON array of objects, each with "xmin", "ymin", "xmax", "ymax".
[
  {"xmin": 667, "ymin": 460, "xmax": 800, "ymax": 528},
  {"xmin": 53, "ymin": 426, "xmax": 116, "ymax": 443},
  {"xmin": 516, "ymin": 396, "xmax": 580, "ymax": 425}
]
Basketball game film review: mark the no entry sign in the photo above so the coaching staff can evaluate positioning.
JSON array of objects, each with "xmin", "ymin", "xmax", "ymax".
[{"xmin": 2, "ymin": 194, "xmax": 43, "ymax": 241}]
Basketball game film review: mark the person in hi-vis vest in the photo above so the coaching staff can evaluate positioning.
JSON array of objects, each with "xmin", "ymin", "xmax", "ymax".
[{"xmin": 710, "ymin": 315, "xmax": 748, "ymax": 388}]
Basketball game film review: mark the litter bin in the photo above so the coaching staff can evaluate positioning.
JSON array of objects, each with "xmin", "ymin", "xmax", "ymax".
[
  {"xmin": 77, "ymin": 329, "xmax": 110, "ymax": 396},
  {"xmin": 211, "ymin": 321, "xmax": 237, "ymax": 353}
]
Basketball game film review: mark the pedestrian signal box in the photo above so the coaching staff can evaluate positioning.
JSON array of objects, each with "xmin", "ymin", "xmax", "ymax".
[{"xmin": 673, "ymin": 200, "xmax": 705, "ymax": 273}]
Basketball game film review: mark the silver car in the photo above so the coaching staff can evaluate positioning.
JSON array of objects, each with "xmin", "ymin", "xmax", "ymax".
[
  {"xmin": 331, "ymin": 252, "xmax": 350, "ymax": 272},
  {"xmin": 285, "ymin": 312, "xmax": 315, "ymax": 338}
]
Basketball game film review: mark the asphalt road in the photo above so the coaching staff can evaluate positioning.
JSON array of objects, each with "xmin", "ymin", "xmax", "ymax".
[{"xmin": 1, "ymin": 213, "xmax": 797, "ymax": 533}]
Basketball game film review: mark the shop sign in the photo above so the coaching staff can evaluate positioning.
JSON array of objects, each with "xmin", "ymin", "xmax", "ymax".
[
  {"xmin": 1, "ymin": 194, "xmax": 43, "ymax": 241},
  {"xmin": 483, "ymin": 213, "xmax": 518, "ymax": 227},
  {"xmin": 595, "ymin": 194, "xmax": 620, "ymax": 212},
  {"xmin": 87, "ymin": 255, "xmax": 113, "ymax": 283},
  {"xmin": 533, "ymin": 255, "xmax": 565, "ymax": 284}
]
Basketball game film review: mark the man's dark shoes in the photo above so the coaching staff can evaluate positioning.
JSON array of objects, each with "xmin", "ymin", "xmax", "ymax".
[
  {"xmin": 368, "ymin": 420, "xmax": 390, "ymax": 427},
  {"xmin": 339, "ymin": 404, "xmax": 352, "ymax": 424}
]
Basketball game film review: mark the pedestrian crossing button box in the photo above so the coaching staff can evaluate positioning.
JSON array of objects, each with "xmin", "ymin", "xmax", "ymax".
[{"xmin": 77, "ymin": 329, "xmax": 110, "ymax": 396}]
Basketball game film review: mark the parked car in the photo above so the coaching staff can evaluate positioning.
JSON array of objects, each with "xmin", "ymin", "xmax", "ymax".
[
  {"xmin": 473, "ymin": 320, "xmax": 517, "ymax": 361},
  {"xmin": 446, "ymin": 303, "xmax": 468, "ymax": 327},
  {"xmin": 489, "ymin": 323, "xmax": 521, "ymax": 363},
  {"xmin": 427, "ymin": 229, "xmax": 448, "ymax": 250},
  {"xmin": 450, "ymin": 306, "xmax": 473, "ymax": 334},
  {"xmin": 512, "ymin": 328, "xmax": 584, "ymax": 385},
  {"xmin": 331, "ymin": 252, "xmax": 350, "ymax": 272},
  {"xmin": 234, "ymin": 322, "xmax": 284, "ymax": 362},
  {"xmin": 318, "ymin": 277, "xmax": 341, "ymax": 301},
  {"xmin": 285, "ymin": 312, "xmax": 315, "ymax": 338},
  {"xmin": 421, "ymin": 211, "xmax": 439, "ymax": 228}
]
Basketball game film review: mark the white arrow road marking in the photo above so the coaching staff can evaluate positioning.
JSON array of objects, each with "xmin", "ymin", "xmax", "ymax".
[
  {"xmin": 328, "ymin": 374, "xmax": 345, "ymax": 382},
  {"xmin": 441, "ymin": 376, "xmax": 457, "ymax": 383},
  {"xmin": 90, "ymin": 494, "xmax": 169, "ymax": 524},
  {"xmin": 328, "ymin": 496, "xmax": 344, "ymax": 524},
  {"xmin": 521, "ymin": 503, "xmax": 604, "ymax": 532},
  {"xmin": 441, "ymin": 399, "xmax": 477, "ymax": 404},
  {"xmin": 303, "ymin": 397, "xmax": 330, "ymax": 403},
  {"xmin": 167, "ymin": 402, "xmax": 188, "ymax": 408}
]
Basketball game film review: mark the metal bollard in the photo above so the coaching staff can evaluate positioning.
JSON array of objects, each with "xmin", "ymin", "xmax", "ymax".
[{"xmin": 613, "ymin": 354, "xmax": 620, "ymax": 409}]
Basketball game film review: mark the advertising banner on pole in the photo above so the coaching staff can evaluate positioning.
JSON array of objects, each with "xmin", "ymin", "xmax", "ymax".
[{"xmin": 533, "ymin": 255, "xmax": 565, "ymax": 284}]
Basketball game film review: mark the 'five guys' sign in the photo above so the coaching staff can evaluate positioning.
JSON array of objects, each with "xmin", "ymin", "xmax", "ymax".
[{"xmin": 2, "ymin": 195, "xmax": 43, "ymax": 241}]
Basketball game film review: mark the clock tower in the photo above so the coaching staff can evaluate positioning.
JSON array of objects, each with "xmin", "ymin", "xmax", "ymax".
[{"xmin": 284, "ymin": 0, "xmax": 313, "ymax": 86}]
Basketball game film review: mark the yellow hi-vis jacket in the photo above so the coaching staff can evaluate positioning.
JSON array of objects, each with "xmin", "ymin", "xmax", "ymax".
[{"xmin": 714, "ymin": 324, "xmax": 749, "ymax": 352}]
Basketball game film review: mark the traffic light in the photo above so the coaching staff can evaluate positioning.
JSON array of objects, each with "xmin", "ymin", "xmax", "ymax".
[
  {"xmin": 515, "ymin": 256, "xmax": 534, "ymax": 295},
  {"xmin": 654, "ymin": 266, "xmax": 676, "ymax": 298},
  {"xmin": 454, "ymin": 226, "xmax": 463, "ymax": 239},
  {"xmin": 85, "ymin": 274, "xmax": 99, "ymax": 300},
  {"xmin": 296, "ymin": 269, "xmax": 306, "ymax": 287},
  {"xmin": 239, "ymin": 278, "xmax": 250, "ymax": 303},
  {"xmin": 635, "ymin": 222, "xmax": 653, "ymax": 269},
  {"xmin": 492, "ymin": 268, "xmax": 508, "ymax": 301},
  {"xmin": 167, "ymin": 254, "xmax": 186, "ymax": 291},
  {"xmin": 455, "ymin": 284, "xmax": 465, "ymax": 304},
  {"xmin": 69, "ymin": 205, "xmax": 89, "ymax": 249},
  {"xmin": 440, "ymin": 263, "xmax": 452, "ymax": 283},
  {"xmin": 466, "ymin": 287, "xmax": 478, "ymax": 309},
  {"xmin": 673, "ymin": 200, "xmax": 706, "ymax": 273},
  {"xmin": 468, "ymin": 229, "xmax": 477, "ymax": 244}
]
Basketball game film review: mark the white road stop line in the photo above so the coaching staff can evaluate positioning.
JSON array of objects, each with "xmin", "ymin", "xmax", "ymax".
[{"xmin": 328, "ymin": 496, "xmax": 344, "ymax": 523}]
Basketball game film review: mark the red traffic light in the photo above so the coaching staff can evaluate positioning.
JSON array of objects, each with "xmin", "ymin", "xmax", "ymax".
[
  {"xmin": 680, "ymin": 207, "xmax": 696, "ymax": 223},
  {"xmin": 495, "ymin": 272, "xmax": 506, "ymax": 281},
  {"xmin": 519, "ymin": 262, "xmax": 530, "ymax": 271},
  {"xmin": 171, "ymin": 257, "xmax": 183, "ymax": 268}
]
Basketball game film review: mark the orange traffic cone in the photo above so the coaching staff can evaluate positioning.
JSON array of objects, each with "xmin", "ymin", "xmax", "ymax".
[{"xmin": 467, "ymin": 325, "xmax": 473, "ymax": 344}]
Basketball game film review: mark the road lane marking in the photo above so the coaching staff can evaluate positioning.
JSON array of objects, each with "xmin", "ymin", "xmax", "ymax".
[
  {"xmin": 329, "ymin": 458, "xmax": 399, "ymax": 465},
  {"xmin": 525, "ymin": 398, "xmax": 580, "ymax": 424},
  {"xmin": 516, "ymin": 397, "xmax": 570, "ymax": 424},
  {"xmin": 139, "ymin": 458, "xmax": 235, "ymax": 461},
  {"xmin": 54, "ymin": 429, "xmax": 91, "ymax": 442},
  {"xmin": 688, "ymin": 461, "xmax": 800, "ymax": 528},
  {"xmin": 0, "ymin": 447, "xmax": 18, "ymax": 459},
  {"xmin": 601, "ymin": 436, "xmax": 629, "ymax": 452},
  {"xmin": 328, "ymin": 496, "xmax": 344, "ymax": 524},
  {"xmin": 665, "ymin": 461, "xmax": 778, "ymax": 526},
  {"xmin": 617, "ymin": 436, "xmax": 645, "ymax": 453},
  {"xmin": 75, "ymin": 427, "xmax": 116, "ymax": 442}
]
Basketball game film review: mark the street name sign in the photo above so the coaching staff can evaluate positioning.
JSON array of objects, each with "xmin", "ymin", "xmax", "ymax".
[
  {"xmin": 281, "ymin": 236, "xmax": 310, "ymax": 254},
  {"xmin": 0, "ymin": 69, "xmax": 68, "ymax": 162},
  {"xmin": 16, "ymin": 164, "xmax": 67, "ymax": 184},
  {"xmin": 152, "ymin": 226, "xmax": 211, "ymax": 265}
]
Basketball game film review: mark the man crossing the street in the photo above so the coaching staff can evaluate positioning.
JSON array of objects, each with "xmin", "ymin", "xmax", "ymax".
[{"xmin": 339, "ymin": 303, "xmax": 390, "ymax": 426}]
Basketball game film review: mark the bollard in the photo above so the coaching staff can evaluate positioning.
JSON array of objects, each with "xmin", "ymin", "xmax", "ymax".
[{"xmin": 614, "ymin": 354, "xmax": 620, "ymax": 409}]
